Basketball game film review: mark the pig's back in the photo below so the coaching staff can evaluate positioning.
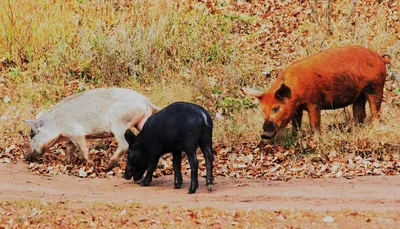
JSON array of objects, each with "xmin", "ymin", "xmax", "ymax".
[
  {"xmin": 43, "ymin": 88, "xmax": 149, "ymax": 135},
  {"xmin": 268, "ymin": 46, "xmax": 387, "ymax": 110},
  {"xmin": 151, "ymin": 102, "xmax": 212, "ymax": 129},
  {"xmin": 142, "ymin": 102, "xmax": 212, "ymax": 145},
  {"xmin": 277, "ymin": 46, "xmax": 386, "ymax": 88}
]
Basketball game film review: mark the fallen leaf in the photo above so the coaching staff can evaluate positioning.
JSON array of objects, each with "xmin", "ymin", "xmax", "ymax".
[{"xmin": 322, "ymin": 216, "xmax": 334, "ymax": 223}]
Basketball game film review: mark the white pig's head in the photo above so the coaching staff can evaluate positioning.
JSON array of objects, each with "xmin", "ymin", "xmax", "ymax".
[{"xmin": 23, "ymin": 119, "xmax": 59, "ymax": 161}]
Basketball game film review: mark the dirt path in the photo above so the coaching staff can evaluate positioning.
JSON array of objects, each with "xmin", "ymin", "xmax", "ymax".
[{"xmin": 1, "ymin": 163, "xmax": 399, "ymax": 211}]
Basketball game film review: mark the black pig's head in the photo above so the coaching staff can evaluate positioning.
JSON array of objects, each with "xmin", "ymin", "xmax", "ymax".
[{"xmin": 123, "ymin": 129, "xmax": 148, "ymax": 181}]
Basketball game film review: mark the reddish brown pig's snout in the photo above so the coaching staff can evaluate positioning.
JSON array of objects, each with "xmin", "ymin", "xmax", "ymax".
[{"xmin": 261, "ymin": 121, "xmax": 276, "ymax": 139}]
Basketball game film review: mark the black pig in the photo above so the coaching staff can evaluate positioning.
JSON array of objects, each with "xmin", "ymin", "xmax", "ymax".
[{"xmin": 123, "ymin": 102, "xmax": 214, "ymax": 194}]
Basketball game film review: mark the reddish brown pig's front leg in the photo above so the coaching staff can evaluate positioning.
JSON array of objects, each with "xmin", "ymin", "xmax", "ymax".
[
  {"xmin": 291, "ymin": 108, "xmax": 303, "ymax": 135},
  {"xmin": 306, "ymin": 104, "xmax": 321, "ymax": 134}
]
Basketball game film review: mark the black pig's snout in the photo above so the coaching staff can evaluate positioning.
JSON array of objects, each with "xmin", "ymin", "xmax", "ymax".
[{"xmin": 123, "ymin": 166, "xmax": 133, "ymax": 180}]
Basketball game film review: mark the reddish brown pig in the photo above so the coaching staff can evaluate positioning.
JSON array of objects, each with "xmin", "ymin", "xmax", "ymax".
[{"xmin": 242, "ymin": 46, "xmax": 390, "ymax": 139}]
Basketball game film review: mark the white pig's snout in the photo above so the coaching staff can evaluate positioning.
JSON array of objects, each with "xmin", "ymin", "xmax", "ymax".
[{"xmin": 24, "ymin": 148, "xmax": 42, "ymax": 161}]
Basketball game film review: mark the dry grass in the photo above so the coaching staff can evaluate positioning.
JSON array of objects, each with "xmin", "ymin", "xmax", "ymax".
[
  {"xmin": 1, "ymin": 200, "xmax": 399, "ymax": 228},
  {"xmin": 0, "ymin": 0, "xmax": 399, "ymax": 156},
  {"xmin": 317, "ymin": 102, "xmax": 400, "ymax": 157}
]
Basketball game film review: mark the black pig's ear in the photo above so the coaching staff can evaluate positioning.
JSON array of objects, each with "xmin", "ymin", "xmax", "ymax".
[
  {"xmin": 275, "ymin": 83, "xmax": 292, "ymax": 100},
  {"xmin": 124, "ymin": 129, "xmax": 137, "ymax": 144}
]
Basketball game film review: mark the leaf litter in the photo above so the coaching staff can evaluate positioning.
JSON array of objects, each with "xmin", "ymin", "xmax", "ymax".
[{"xmin": 1, "ymin": 134, "xmax": 399, "ymax": 181}]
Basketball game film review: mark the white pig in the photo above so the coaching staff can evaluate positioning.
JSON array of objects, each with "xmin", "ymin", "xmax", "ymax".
[{"xmin": 23, "ymin": 88, "xmax": 160, "ymax": 170}]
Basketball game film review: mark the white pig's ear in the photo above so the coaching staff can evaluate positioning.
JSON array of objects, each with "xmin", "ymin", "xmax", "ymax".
[
  {"xmin": 35, "ymin": 110, "xmax": 47, "ymax": 119},
  {"xmin": 124, "ymin": 129, "xmax": 137, "ymax": 144},
  {"xmin": 23, "ymin": 120, "xmax": 39, "ymax": 132}
]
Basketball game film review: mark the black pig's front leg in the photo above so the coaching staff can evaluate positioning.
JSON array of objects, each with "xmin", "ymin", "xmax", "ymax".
[
  {"xmin": 185, "ymin": 149, "xmax": 199, "ymax": 194},
  {"xmin": 172, "ymin": 151, "xmax": 183, "ymax": 189},
  {"xmin": 141, "ymin": 154, "xmax": 160, "ymax": 187}
]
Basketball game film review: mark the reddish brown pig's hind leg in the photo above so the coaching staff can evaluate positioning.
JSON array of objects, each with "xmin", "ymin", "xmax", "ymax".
[
  {"xmin": 365, "ymin": 87, "xmax": 384, "ymax": 120},
  {"xmin": 306, "ymin": 104, "xmax": 321, "ymax": 134},
  {"xmin": 352, "ymin": 97, "xmax": 367, "ymax": 123}
]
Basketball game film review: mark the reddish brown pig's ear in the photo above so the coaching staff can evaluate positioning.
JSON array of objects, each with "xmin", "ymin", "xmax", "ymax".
[
  {"xmin": 240, "ymin": 87, "xmax": 264, "ymax": 100},
  {"xmin": 275, "ymin": 84, "xmax": 292, "ymax": 100}
]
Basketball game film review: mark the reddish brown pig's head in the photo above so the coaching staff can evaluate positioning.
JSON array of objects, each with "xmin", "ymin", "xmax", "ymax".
[{"xmin": 241, "ymin": 84, "xmax": 294, "ymax": 139}]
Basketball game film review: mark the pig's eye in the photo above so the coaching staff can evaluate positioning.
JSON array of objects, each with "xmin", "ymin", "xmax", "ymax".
[
  {"xmin": 30, "ymin": 130, "xmax": 36, "ymax": 139},
  {"xmin": 272, "ymin": 106, "xmax": 280, "ymax": 113}
]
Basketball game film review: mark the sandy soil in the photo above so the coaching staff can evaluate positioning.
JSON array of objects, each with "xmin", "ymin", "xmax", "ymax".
[{"xmin": 1, "ymin": 163, "xmax": 399, "ymax": 211}]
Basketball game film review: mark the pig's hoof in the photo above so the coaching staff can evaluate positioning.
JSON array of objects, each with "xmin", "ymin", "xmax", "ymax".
[
  {"xmin": 105, "ymin": 159, "xmax": 118, "ymax": 171},
  {"xmin": 187, "ymin": 188, "xmax": 197, "ymax": 194},
  {"xmin": 206, "ymin": 184, "xmax": 214, "ymax": 192},
  {"xmin": 105, "ymin": 162, "xmax": 115, "ymax": 172},
  {"xmin": 77, "ymin": 154, "xmax": 85, "ymax": 161},
  {"xmin": 141, "ymin": 180, "xmax": 151, "ymax": 187},
  {"xmin": 64, "ymin": 156, "xmax": 72, "ymax": 165},
  {"xmin": 86, "ymin": 160, "xmax": 95, "ymax": 167},
  {"xmin": 64, "ymin": 159, "xmax": 71, "ymax": 165},
  {"xmin": 174, "ymin": 182, "xmax": 183, "ymax": 189}
]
